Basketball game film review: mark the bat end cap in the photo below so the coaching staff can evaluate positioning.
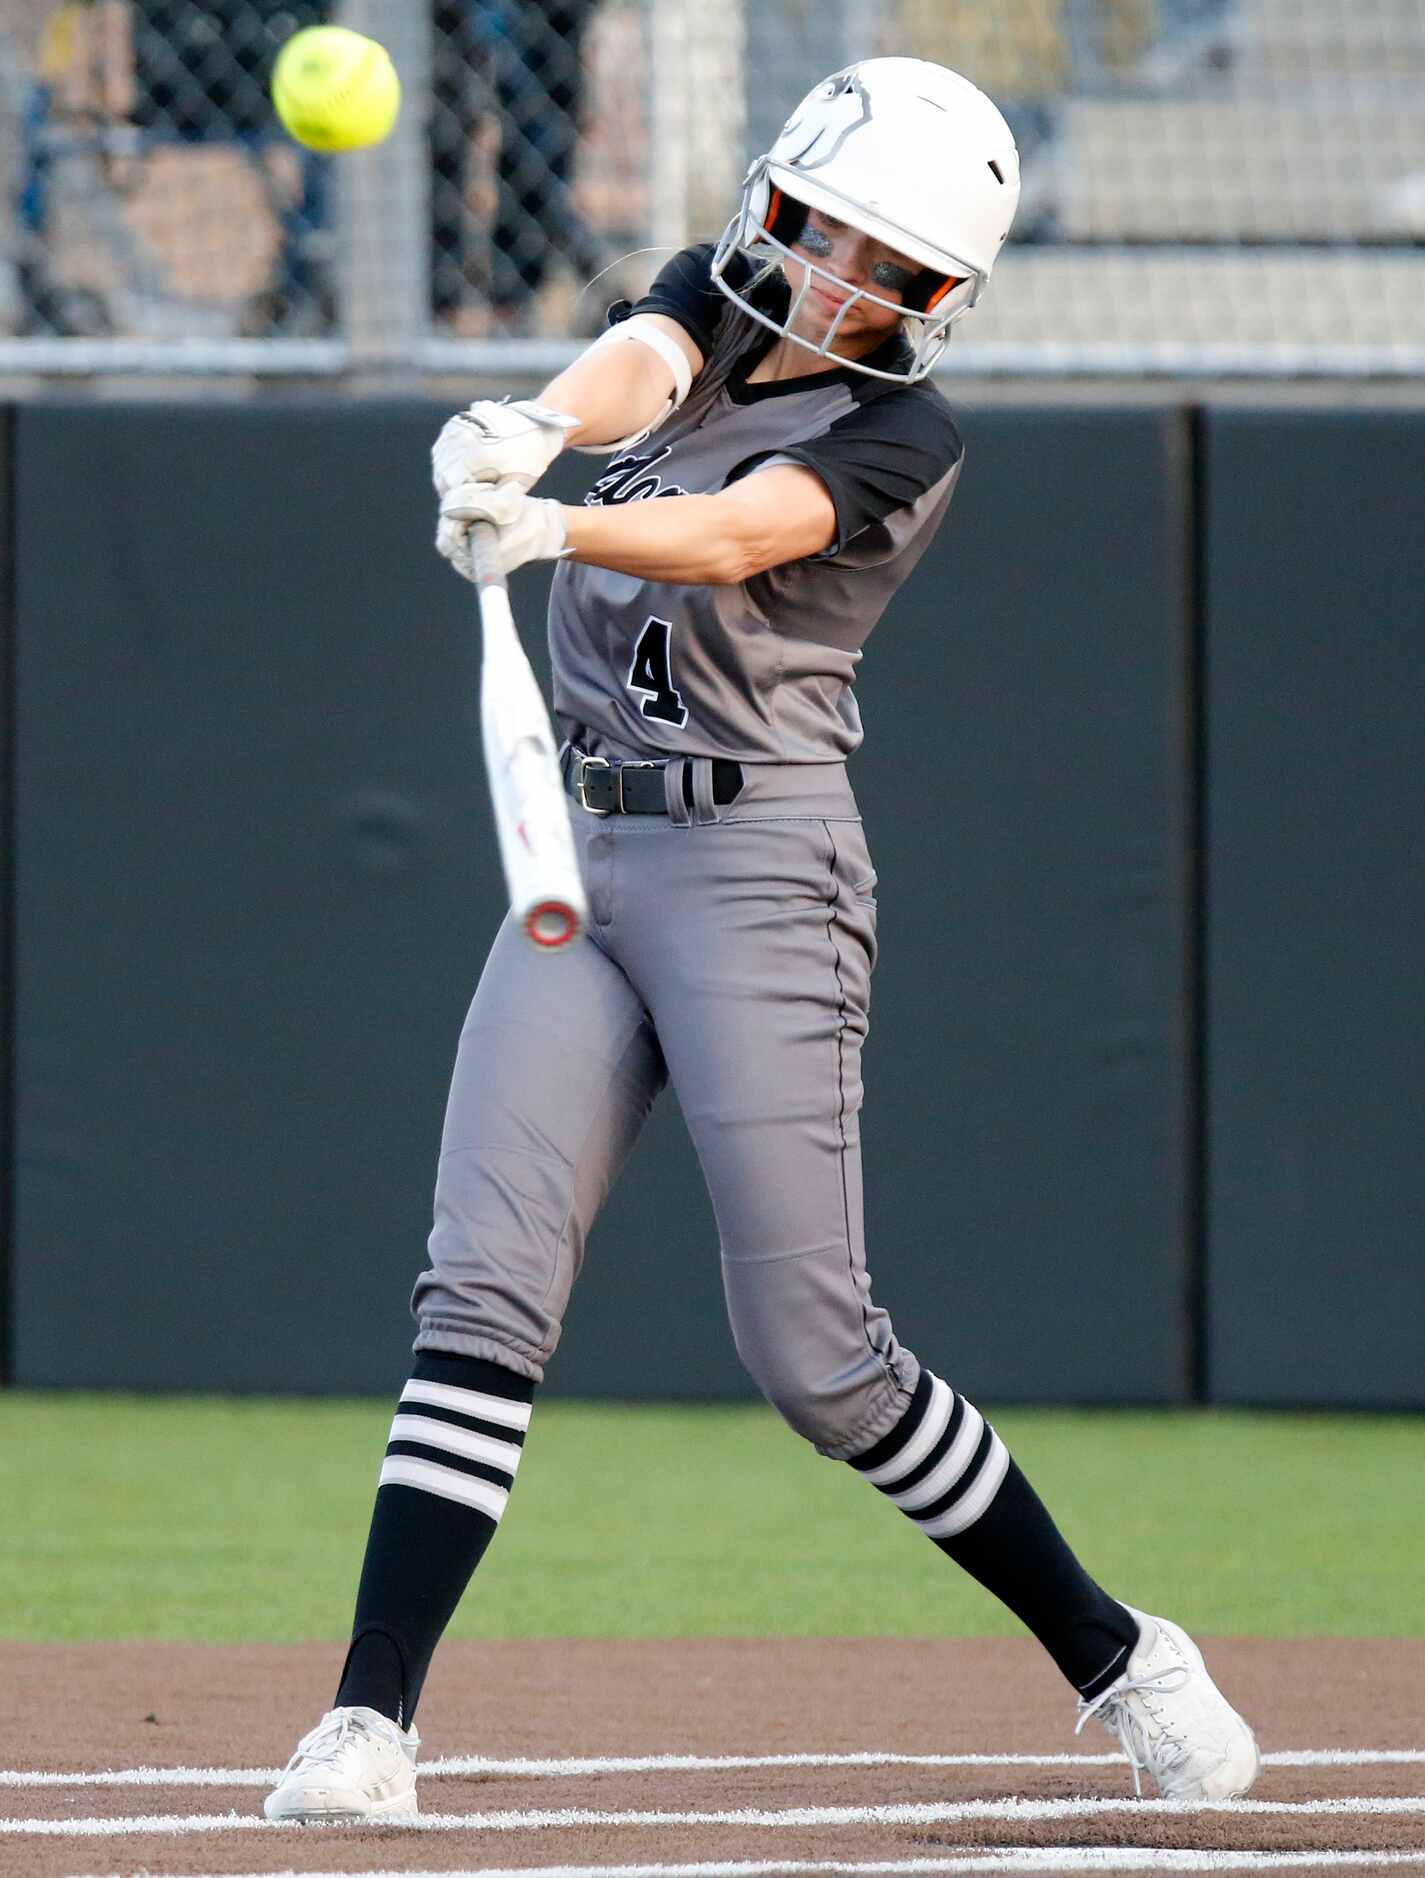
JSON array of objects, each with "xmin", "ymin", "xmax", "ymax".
[{"xmin": 526, "ymin": 902, "xmax": 583, "ymax": 949}]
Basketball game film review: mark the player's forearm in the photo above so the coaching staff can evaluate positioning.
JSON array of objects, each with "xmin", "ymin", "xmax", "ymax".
[
  {"xmin": 560, "ymin": 494, "xmax": 761, "ymax": 585},
  {"xmin": 539, "ymin": 344, "xmax": 671, "ymax": 451}
]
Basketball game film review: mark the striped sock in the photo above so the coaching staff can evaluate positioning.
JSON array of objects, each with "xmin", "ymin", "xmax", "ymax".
[
  {"xmin": 379, "ymin": 1370, "xmax": 531, "ymax": 1519},
  {"xmin": 849, "ymin": 1368, "xmax": 1010, "ymax": 1538},
  {"xmin": 850, "ymin": 1368, "xmax": 1137, "ymax": 1696},
  {"xmin": 336, "ymin": 1352, "xmax": 534, "ymax": 1726}
]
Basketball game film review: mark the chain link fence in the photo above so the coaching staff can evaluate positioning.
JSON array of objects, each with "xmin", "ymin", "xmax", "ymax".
[{"xmin": 2, "ymin": 0, "xmax": 1423, "ymax": 379}]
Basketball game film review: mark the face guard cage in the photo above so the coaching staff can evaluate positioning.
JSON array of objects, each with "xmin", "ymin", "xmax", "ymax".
[{"xmin": 709, "ymin": 164, "xmax": 985, "ymax": 385}]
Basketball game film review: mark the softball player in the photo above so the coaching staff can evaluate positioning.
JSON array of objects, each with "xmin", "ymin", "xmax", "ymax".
[{"xmin": 267, "ymin": 58, "xmax": 1258, "ymax": 1824}]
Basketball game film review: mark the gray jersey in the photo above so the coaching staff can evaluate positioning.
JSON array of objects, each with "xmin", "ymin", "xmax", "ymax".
[{"xmin": 549, "ymin": 246, "xmax": 963, "ymax": 764}]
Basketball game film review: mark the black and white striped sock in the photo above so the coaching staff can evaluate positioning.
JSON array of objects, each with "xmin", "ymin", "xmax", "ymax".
[
  {"xmin": 336, "ymin": 1352, "xmax": 534, "ymax": 1727},
  {"xmin": 850, "ymin": 1368, "xmax": 1138, "ymax": 1697},
  {"xmin": 378, "ymin": 1369, "xmax": 531, "ymax": 1519},
  {"xmin": 849, "ymin": 1368, "xmax": 1010, "ymax": 1538}
]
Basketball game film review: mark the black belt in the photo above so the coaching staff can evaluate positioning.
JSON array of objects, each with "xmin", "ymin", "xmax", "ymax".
[{"xmin": 563, "ymin": 747, "xmax": 743, "ymax": 815}]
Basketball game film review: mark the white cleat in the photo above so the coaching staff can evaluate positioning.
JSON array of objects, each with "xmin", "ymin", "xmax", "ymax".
[
  {"xmin": 1076, "ymin": 1606, "xmax": 1261, "ymax": 1801},
  {"xmin": 264, "ymin": 1705, "xmax": 419, "ymax": 1824}
]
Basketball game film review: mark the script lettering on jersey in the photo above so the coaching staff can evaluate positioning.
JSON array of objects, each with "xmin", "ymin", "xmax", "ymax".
[{"xmin": 585, "ymin": 445, "xmax": 690, "ymax": 508}]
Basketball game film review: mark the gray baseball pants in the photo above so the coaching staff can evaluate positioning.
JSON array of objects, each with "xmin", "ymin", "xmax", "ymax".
[{"xmin": 412, "ymin": 757, "xmax": 920, "ymax": 1460}]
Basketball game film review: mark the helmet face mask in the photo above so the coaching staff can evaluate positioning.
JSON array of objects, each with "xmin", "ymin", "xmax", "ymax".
[
  {"xmin": 711, "ymin": 161, "xmax": 978, "ymax": 385},
  {"xmin": 710, "ymin": 58, "xmax": 1020, "ymax": 384}
]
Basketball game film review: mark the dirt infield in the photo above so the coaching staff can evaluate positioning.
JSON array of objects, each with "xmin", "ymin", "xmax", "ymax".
[{"xmin": 2, "ymin": 1637, "xmax": 1422, "ymax": 1876}]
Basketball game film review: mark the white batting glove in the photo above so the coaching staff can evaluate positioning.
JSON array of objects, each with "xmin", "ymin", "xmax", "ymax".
[
  {"xmin": 431, "ymin": 399, "xmax": 578, "ymax": 496},
  {"xmin": 437, "ymin": 478, "xmax": 570, "ymax": 581}
]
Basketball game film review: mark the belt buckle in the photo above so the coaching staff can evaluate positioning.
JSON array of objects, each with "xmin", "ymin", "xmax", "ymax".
[{"xmin": 574, "ymin": 753, "xmax": 612, "ymax": 816}]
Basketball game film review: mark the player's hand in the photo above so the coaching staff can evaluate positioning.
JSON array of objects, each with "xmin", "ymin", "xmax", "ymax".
[
  {"xmin": 437, "ymin": 478, "xmax": 570, "ymax": 580},
  {"xmin": 431, "ymin": 399, "xmax": 577, "ymax": 496}
]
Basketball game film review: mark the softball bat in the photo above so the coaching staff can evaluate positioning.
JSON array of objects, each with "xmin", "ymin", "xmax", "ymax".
[{"xmin": 469, "ymin": 522, "xmax": 587, "ymax": 949}]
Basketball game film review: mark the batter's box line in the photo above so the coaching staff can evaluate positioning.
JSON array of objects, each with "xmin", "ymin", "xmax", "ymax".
[
  {"xmin": 51, "ymin": 1851, "xmax": 1425, "ymax": 1877},
  {"xmin": 7, "ymin": 1794, "xmax": 1425, "ymax": 1836},
  {"xmin": 4, "ymin": 1748, "xmax": 1424, "ymax": 1789},
  {"xmin": 11, "ymin": 1742, "xmax": 1425, "ymax": 1787}
]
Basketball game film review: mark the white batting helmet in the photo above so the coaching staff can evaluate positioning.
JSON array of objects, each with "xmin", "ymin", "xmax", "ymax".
[{"xmin": 710, "ymin": 58, "xmax": 1021, "ymax": 381}]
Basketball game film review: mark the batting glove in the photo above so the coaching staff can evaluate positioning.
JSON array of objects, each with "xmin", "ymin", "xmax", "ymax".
[
  {"xmin": 431, "ymin": 399, "xmax": 578, "ymax": 496},
  {"xmin": 437, "ymin": 478, "xmax": 570, "ymax": 581}
]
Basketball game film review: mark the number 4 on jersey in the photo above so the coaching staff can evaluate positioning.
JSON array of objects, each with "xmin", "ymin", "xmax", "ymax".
[{"xmin": 626, "ymin": 616, "xmax": 688, "ymax": 727}]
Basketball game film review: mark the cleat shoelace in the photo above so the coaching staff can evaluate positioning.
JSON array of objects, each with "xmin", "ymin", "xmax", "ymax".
[
  {"xmin": 282, "ymin": 1710, "xmax": 380, "ymax": 1777},
  {"xmin": 1075, "ymin": 1663, "xmax": 1193, "ymax": 1797}
]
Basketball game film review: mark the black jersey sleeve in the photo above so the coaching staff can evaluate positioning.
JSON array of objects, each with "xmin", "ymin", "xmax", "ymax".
[
  {"xmin": 764, "ymin": 384, "xmax": 964, "ymax": 555},
  {"xmin": 624, "ymin": 243, "xmax": 752, "ymax": 358}
]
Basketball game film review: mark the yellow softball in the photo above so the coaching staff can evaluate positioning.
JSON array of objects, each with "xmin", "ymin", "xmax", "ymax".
[{"xmin": 271, "ymin": 26, "xmax": 401, "ymax": 153}]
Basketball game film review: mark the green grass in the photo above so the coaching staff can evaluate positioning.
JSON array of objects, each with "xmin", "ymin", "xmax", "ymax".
[{"xmin": 0, "ymin": 1394, "xmax": 1419, "ymax": 1642}]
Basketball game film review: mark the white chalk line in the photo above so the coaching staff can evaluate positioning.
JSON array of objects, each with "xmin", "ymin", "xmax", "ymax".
[
  {"xmin": 6, "ymin": 1747, "xmax": 1424, "ymax": 1789},
  {"xmin": 9, "ymin": 1795, "xmax": 1425, "ymax": 1837},
  {"xmin": 78, "ymin": 1855, "xmax": 1425, "ymax": 1878}
]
